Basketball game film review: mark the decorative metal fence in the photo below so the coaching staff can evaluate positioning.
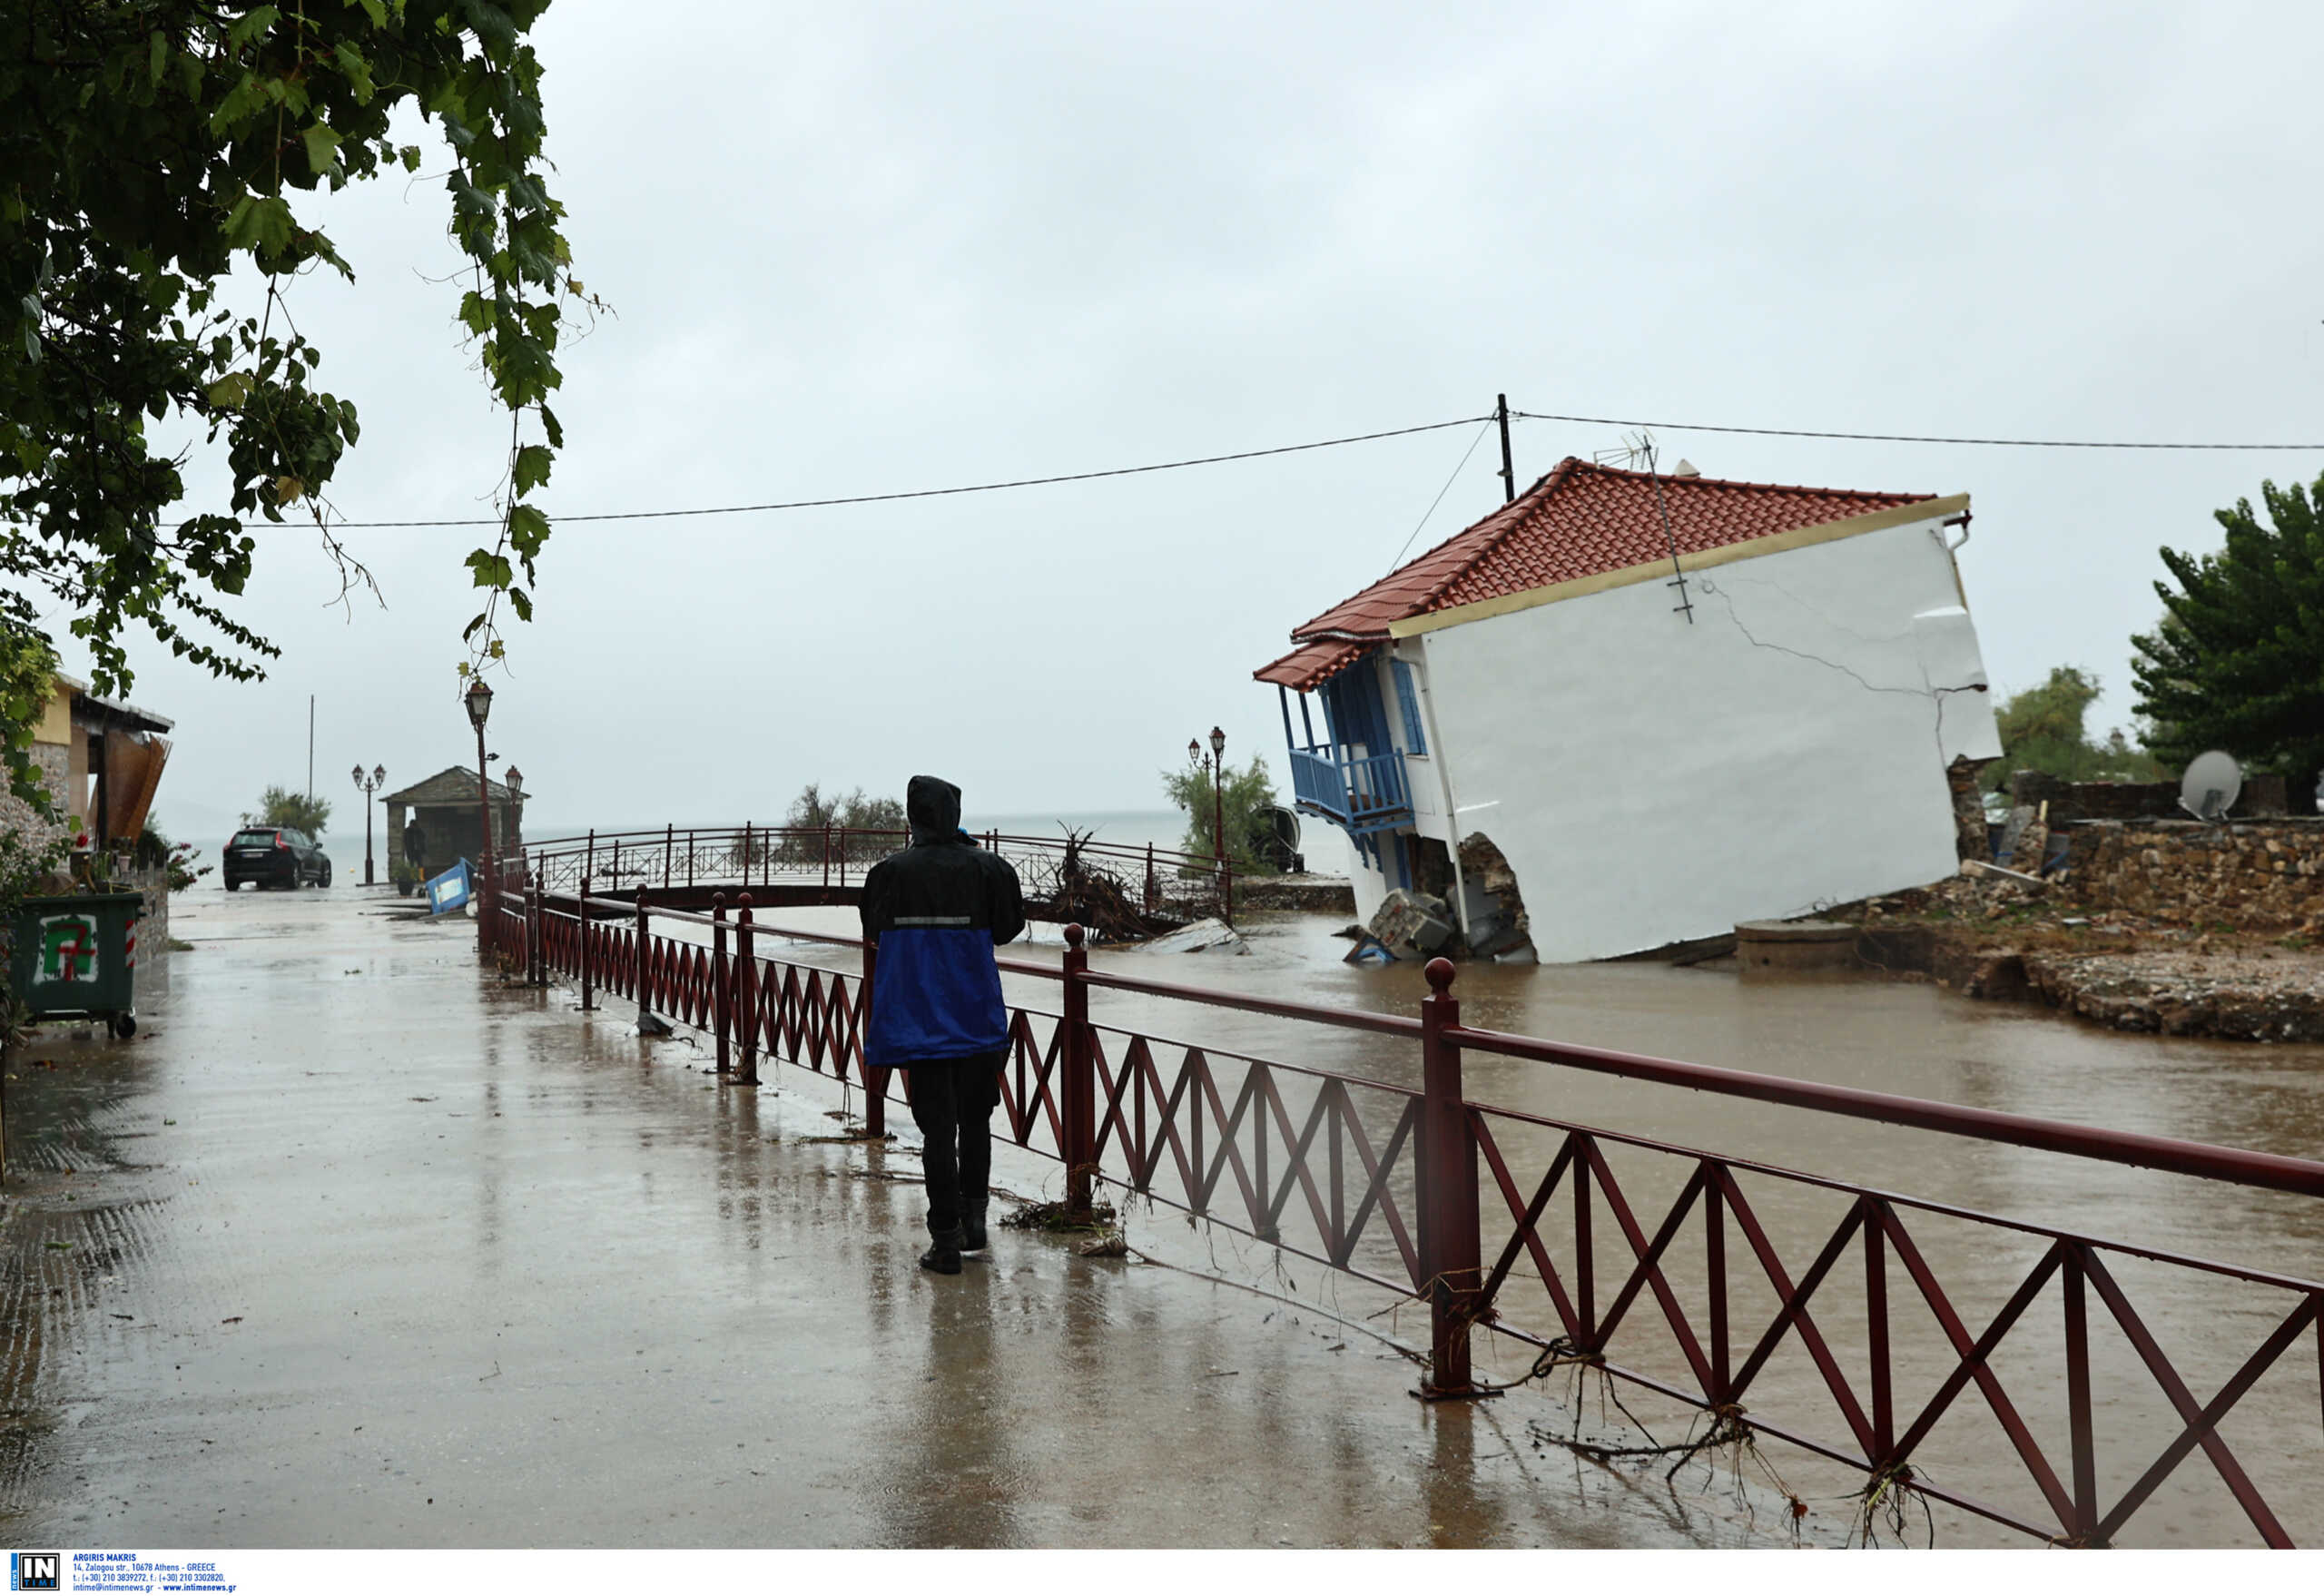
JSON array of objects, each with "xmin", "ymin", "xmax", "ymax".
[
  {"xmin": 514, "ymin": 824, "xmax": 1252, "ymax": 921},
  {"xmin": 481, "ymin": 876, "xmax": 2324, "ymax": 1547}
]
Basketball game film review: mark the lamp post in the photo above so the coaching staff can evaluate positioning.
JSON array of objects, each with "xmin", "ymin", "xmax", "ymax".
[
  {"xmin": 465, "ymin": 678, "xmax": 493, "ymax": 946},
  {"xmin": 1209, "ymin": 725, "xmax": 1228, "ymax": 925},
  {"xmin": 1189, "ymin": 727, "xmax": 1231, "ymax": 926},
  {"xmin": 503, "ymin": 765, "xmax": 524, "ymax": 868},
  {"xmin": 351, "ymin": 764, "xmax": 387, "ymax": 886}
]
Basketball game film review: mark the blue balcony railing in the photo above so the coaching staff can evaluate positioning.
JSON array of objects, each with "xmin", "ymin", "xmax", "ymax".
[{"xmin": 1288, "ymin": 747, "xmax": 1410, "ymax": 835}]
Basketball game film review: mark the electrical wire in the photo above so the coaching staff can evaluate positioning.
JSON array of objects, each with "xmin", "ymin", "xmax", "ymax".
[
  {"xmin": 1513, "ymin": 410, "xmax": 2324, "ymax": 451},
  {"xmin": 332, "ymin": 413, "xmax": 1492, "ymax": 528},
  {"xmin": 1384, "ymin": 419, "xmax": 1493, "ymax": 571}
]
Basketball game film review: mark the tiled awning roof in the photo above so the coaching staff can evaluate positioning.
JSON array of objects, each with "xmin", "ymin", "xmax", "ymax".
[{"xmin": 1254, "ymin": 637, "xmax": 1366, "ymax": 692}]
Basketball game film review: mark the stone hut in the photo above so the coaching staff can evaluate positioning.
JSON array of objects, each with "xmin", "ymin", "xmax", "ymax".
[{"xmin": 382, "ymin": 767, "xmax": 526, "ymax": 880}]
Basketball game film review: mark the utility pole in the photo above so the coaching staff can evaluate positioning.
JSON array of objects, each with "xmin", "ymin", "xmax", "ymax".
[{"xmin": 1495, "ymin": 393, "xmax": 1515, "ymax": 504}]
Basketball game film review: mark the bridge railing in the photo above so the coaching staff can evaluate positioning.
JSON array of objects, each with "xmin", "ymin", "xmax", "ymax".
[
  {"xmin": 485, "ymin": 874, "xmax": 2324, "ymax": 1548},
  {"xmin": 514, "ymin": 824, "xmax": 1256, "ymax": 918}
]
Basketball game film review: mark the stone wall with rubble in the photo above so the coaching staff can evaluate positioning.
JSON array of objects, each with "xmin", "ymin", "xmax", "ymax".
[
  {"xmin": 2012, "ymin": 770, "xmax": 2292, "ymax": 823},
  {"xmin": 0, "ymin": 742, "xmax": 74, "ymax": 855},
  {"xmin": 2058, "ymin": 819, "xmax": 2324, "ymax": 930}
]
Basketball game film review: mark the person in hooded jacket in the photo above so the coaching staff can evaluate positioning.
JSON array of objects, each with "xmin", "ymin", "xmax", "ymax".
[{"xmin": 861, "ymin": 775, "xmax": 1026, "ymax": 1275}]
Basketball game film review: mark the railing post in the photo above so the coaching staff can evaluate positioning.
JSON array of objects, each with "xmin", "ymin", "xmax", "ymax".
[
  {"xmin": 664, "ymin": 823, "xmax": 673, "ymax": 889},
  {"xmin": 743, "ymin": 822, "xmax": 753, "ymax": 891},
  {"xmin": 634, "ymin": 884, "xmax": 653, "ymax": 1030},
  {"xmin": 861, "ymin": 938, "xmax": 884, "ymax": 1138},
  {"xmin": 579, "ymin": 872, "xmax": 596, "ymax": 1010},
  {"xmin": 734, "ymin": 893, "xmax": 758, "ymax": 1086},
  {"xmin": 528, "ymin": 868, "xmax": 544, "ymax": 985},
  {"xmin": 822, "ymin": 824, "xmax": 831, "ymax": 892},
  {"xmin": 1062, "ymin": 922, "xmax": 1097, "ymax": 1223},
  {"xmin": 1144, "ymin": 842, "xmax": 1157, "ymax": 911},
  {"xmin": 1419, "ymin": 955, "xmax": 1482, "ymax": 1400},
  {"xmin": 712, "ymin": 893, "xmax": 730, "ymax": 1076}
]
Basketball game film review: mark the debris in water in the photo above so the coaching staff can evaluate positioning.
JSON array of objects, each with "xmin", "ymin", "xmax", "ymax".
[
  {"xmin": 1140, "ymin": 919, "xmax": 1246, "ymax": 956},
  {"xmin": 1005, "ymin": 1199, "xmax": 1118, "ymax": 1234},
  {"xmin": 1078, "ymin": 1232, "xmax": 1129, "ymax": 1257}
]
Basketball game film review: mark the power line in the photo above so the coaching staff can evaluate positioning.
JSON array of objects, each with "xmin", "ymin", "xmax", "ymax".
[
  {"xmin": 332, "ymin": 414, "xmax": 1492, "ymax": 528},
  {"xmin": 1384, "ymin": 419, "xmax": 1492, "ymax": 572},
  {"xmin": 1513, "ymin": 410, "xmax": 2324, "ymax": 451}
]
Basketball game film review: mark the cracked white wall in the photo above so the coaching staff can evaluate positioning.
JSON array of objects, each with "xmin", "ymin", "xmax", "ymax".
[{"xmin": 1408, "ymin": 511, "xmax": 2002, "ymax": 962}]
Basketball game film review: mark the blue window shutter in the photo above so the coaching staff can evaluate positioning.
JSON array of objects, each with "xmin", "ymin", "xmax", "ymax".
[{"xmin": 1390, "ymin": 658, "xmax": 1427, "ymax": 755}]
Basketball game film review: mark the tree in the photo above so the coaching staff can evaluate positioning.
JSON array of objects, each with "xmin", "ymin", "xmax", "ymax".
[
  {"xmin": 2, "ymin": 2, "xmax": 582, "ymax": 810},
  {"xmin": 245, "ymin": 783, "xmax": 330, "ymax": 835},
  {"xmin": 778, "ymin": 782, "xmax": 905, "ymax": 864},
  {"xmin": 1984, "ymin": 666, "xmax": 2163, "ymax": 793},
  {"xmin": 2131, "ymin": 471, "xmax": 2324, "ymax": 793},
  {"xmin": 1161, "ymin": 752, "xmax": 1281, "ymax": 875}
]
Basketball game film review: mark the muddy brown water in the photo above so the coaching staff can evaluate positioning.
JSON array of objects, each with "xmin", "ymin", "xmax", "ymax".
[{"xmin": 722, "ymin": 905, "xmax": 2324, "ymax": 1548}]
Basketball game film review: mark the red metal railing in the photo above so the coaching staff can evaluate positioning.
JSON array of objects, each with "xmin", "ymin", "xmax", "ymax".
[
  {"xmin": 489, "ymin": 873, "xmax": 2324, "ymax": 1547},
  {"xmin": 514, "ymin": 824, "xmax": 1256, "ymax": 921}
]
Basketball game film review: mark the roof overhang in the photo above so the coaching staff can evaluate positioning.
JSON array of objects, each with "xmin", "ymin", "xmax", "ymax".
[
  {"xmin": 55, "ymin": 674, "xmax": 173, "ymax": 734},
  {"xmin": 1385, "ymin": 494, "xmax": 1968, "ymax": 639},
  {"xmin": 1254, "ymin": 637, "xmax": 1369, "ymax": 692}
]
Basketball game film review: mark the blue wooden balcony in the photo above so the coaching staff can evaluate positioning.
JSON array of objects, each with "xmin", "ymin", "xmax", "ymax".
[{"xmin": 1288, "ymin": 747, "xmax": 1411, "ymax": 836}]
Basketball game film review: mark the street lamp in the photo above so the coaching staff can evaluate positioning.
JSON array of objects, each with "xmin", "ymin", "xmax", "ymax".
[
  {"xmin": 465, "ymin": 678, "xmax": 494, "ymax": 938},
  {"xmin": 1208, "ymin": 726, "xmax": 1227, "ymax": 925},
  {"xmin": 1190, "ymin": 728, "xmax": 1231, "ymax": 927},
  {"xmin": 351, "ymin": 763, "xmax": 387, "ymax": 886}
]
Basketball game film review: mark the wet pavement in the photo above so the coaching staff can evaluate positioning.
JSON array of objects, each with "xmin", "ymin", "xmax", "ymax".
[{"xmin": 0, "ymin": 887, "xmax": 1770, "ymax": 1549}]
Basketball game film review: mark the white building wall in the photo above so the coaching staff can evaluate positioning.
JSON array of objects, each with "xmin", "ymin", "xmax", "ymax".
[{"xmin": 1416, "ymin": 516, "xmax": 2001, "ymax": 962}]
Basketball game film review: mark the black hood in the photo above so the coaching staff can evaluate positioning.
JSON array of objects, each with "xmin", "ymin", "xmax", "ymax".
[{"xmin": 906, "ymin": 774, "xmax": 967, "ymax": 845}]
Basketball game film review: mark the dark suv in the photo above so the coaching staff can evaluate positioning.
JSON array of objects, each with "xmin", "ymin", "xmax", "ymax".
[{"xmin": 223, "ymin": 827, "xmax": 333, "ymax": 890}]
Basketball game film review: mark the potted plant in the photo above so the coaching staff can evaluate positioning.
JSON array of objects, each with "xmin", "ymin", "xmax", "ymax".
[{"xmin": 390, "ymin": 858, "xmax": 419, "ymax": 897}]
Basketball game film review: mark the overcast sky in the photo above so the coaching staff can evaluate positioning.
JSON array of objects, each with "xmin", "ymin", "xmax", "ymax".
[{"xmin": 51, "ymin": 0, "xmax": 2324, "ymax": 846}]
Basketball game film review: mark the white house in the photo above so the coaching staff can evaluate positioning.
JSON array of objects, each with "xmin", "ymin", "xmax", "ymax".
[{"xmin": 1254, "ymin": 457, "xmax": 2004, "ymax": 962}]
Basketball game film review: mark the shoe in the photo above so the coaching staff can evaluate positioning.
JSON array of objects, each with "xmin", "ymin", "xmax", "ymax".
[
  {"xmin": 961, "ymin": 1202, "xmax": 989, "ymax": 1254},
  {"xmin": 919, "ymin": 1227, "xmax": 964, "ymax": 1276}
]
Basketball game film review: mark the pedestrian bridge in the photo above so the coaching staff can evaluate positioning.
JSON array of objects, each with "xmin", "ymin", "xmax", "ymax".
[{"xmin": 513, "ymin": 824, "xmax": 1252, "ymax": 939}]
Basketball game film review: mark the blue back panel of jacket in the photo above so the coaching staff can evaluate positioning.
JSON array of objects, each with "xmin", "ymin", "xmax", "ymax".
[{"xmin": 867, "ymin": 927, "xmax": 1009, "ymax": 1065}]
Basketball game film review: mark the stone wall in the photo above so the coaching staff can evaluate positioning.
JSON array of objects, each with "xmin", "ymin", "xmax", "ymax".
[
  {"xmin": 2012, "ymin": 770, "xmax": 2292, "ymax": 823},
  {"xmin": 125, "ymin": 865, "xmax": 171, "ymax": 961},
  {"xmin": 2058, "ymin": 819, "xmax": 2324, "ymax": 930},
  {"xmin": 0, "ymin": 742, "xmax": 74, "ymax": 855}
]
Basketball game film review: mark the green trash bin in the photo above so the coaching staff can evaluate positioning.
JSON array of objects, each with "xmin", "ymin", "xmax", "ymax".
[{"xmin": 7, "ymin": 892, "xmax": 144, "ymax": 1039}]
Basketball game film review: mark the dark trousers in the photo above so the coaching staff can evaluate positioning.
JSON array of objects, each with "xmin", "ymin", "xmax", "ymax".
[{"xmin": 908, "ymin": 1051, "xmax": 1003, "ymax": 1236}]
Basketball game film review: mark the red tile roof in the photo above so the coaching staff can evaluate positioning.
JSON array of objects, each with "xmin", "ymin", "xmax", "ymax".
[
  {"xmin": 1254, "ymin": 637, "xmax": 1365, "ymax": 692},
  {"xmin": 1268, "ymin": 458, "xmax": 1942, "ymax": 655}
]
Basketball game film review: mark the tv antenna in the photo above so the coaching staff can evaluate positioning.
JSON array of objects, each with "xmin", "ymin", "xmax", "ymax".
[{"xmin": 1595, "ymin": 430, "xmax": 1693, "ymax": 624}]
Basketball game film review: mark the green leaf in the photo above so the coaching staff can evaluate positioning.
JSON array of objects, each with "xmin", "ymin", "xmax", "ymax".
[
  {"xmin": 301, "ymin": 123, "xmax": 342, "ymax": 176},
  {"xmin": 507, "ymin": 587, "xmax": 532, "ymax": 623},
  {"xmin": 465, "ymin": 549, "xmax": 514, "ymax": 589},
  {"xmin": 222, "ymin": 194, "xmax": 294, "ymax": 258},
  {"xmin": 399, "ymin": 144, "xmax": 423, "ymax": 172},
  {"xmin": 511, "ymin": 445, "xmax": 552, "ymax": 495},
  {"xmin": 538, "ymin": 406, "xmax": 564, "ymax": 448},
  {"xmin": 149, "ymin": 31, "xmax": 167, "ymax": 84},
  {"xmin": 507, "ymin": 502, "xmax": 550, "ymax": 562}
]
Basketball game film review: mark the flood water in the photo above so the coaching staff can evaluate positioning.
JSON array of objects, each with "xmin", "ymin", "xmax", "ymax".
[{"xmin": 719, "ymin": 902, "xmax": 2324, "ymax": 1548}]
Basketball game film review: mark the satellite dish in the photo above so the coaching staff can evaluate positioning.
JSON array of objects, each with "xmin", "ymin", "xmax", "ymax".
[{"xmin": 2179, "ymin": 750, "xmax": 2242, "ymax": 822}]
